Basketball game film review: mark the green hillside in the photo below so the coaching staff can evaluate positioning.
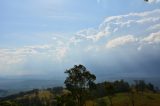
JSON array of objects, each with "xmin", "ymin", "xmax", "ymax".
[
  {"xmin": 0, "ymin": 65, "xmax": 159, "ymax": 106},
  {"xmin": 86, "ymin": 92, "xmax": 160, "ymax": 106},
  {"xmin": 0, "ymin": 90, "xmax": 160, "ymax": 106}
]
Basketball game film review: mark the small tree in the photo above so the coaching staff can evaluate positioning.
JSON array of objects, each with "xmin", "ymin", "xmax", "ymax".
[{"xmin": 64, "ymin": 64, "xmax": 96, "ymax": 106}]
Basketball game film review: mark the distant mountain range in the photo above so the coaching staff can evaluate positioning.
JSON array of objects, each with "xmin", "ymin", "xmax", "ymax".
[
  {"xmin": 0, "ymin": 76, "xmax": 159, "ymax": 97},
  {"xmin": 0, "ymin": 78, "xmax": 63, "ymax": 97}
]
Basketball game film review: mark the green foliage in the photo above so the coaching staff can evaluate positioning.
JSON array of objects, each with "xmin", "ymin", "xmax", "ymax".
[
  {"xmin": 64, "ymin": 64, "xmax": 96, "ymax": 106},
  {"xmin": 91, "ymin": 80, "xmax": 130, "ymax": 99},
  {"xmin": 55, "ymin": 93, "xmax": 76, "ymax": 106},
  {"xmin": 134, "ymin": 80, "xmax": 155, "ymax": 93},
  {"xmin": 113, "ymin": 80, "xmax": 130, "ymax": 93}
]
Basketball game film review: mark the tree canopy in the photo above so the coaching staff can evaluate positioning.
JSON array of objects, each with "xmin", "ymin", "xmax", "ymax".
[{"xmin": 64, "ymin": 64, "xmax": 96, "ymax": 106}]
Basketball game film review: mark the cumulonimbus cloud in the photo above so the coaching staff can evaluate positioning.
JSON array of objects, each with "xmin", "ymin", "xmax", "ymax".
[
  {"xmin": 73, "ymin": 9, "xmax": 160, "ymax": 45},
  {"xmin": 1, "ymin": 9, "xmax": 160, "ymax": 76}
]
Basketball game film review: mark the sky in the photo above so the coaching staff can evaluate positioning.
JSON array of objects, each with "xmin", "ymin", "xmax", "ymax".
[{"xmin": 0, "ymin": 0, "xmax": 160, "ymax": 81}]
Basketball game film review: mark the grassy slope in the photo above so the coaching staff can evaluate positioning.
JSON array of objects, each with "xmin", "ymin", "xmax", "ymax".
[
  {"xmin": 1, "ymin": 90, "xmax": 160, "ymax": 106},
  {"xmin": 86, "ymin": 92, "xmax": 160, "ymax": 106}
]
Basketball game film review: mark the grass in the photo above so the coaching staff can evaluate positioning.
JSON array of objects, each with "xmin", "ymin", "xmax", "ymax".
[
  {"xmin": 16, "ymin": 90, "xmax": 54, "ymax": 101},
  {"xmin": 86, "ymin": 92, "xmax": 160, "ymax": 106},
  {"xmin": 1, "ymin": 90, "xmax": 160, "ymax": 106}
]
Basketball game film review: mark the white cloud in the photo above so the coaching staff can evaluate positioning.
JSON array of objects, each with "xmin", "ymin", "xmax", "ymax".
[
  {"xmin": 69, "ymin": 36, "xmax": 82, "ymax": 45},
  {"xmin": 0, "ymin": 49, "xmax": 25, "ymax": 65},
  {"xmin": 71, "ymin": 9, "xmax": 160, "ymax": 52},
  {"xmin": 0, "ymin": 47, "xmax": 38, "ymax": 66},
  {"xmin": 105, "ymin": 31, "xmax": 160, "ymax": 49},
  {"xmin": 85, "ymin": 30, "xmax": 109, "ymax": 42},
  {"xmin": 0, "ymin": 43, "xmax": 70, "ymax": 75},
  {"xmin": 136, "ymin": 17, "xmax": 160, "ymax": 24},
  {"xmin": 0, "ymin": 41, "xmax": 71, "ymax": 70},
  {"xmin": 106, "ymin": 35, "xmax": 137, "ymax": 48},
  {"xmin": 55, "ymin": 47, "xmax": 68, "ymax": 61},
  {"xmin": 93, "ymin": 31, "xmax": 110, "ymax": 41},
  {"xmin": 73, "ymin": 9, "xmax": 160, "ymax": 45},
  {"xmin": 75, "ymin": 27, "xmax": 110, "ymax": 42},
  {"xmin": 137, "ymin": 31, "xmax": 160, "ymax": 51},
  {"xmin": 142, "ymin": 31, "xmax": 160, "ymax": 44},
  {"xmin": 0, "ymin": 49, "xmax": 28, "ymax": 75},
  {"xmin": 100, "ymin": 9, "xmax": 160, "ymax": 33},
  {"xmin": 1, "ymin": 9, "xmax": 160, "ymax": 76},
  {"xmin": 148, "ymin": 24, "xmax": 160, "ymax": 30}
]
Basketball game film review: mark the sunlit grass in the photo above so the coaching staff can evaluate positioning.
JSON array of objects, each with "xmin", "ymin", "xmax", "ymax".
[{"xmin": 86, "ymin": 92, "xmax": 160, "ymax": 106}]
